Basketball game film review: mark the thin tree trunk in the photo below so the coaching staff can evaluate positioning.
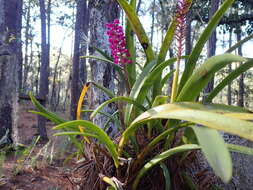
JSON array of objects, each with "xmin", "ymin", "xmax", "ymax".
[
  {"xmin": 35, "ymin": 52, "xmax": 40, "ymax": 95},
  {"xmin": 203, "ymin": 0, "xmax": 219, "ymax": 102},
  {"xmin": 17, "ymin": 0, "xmax": 23, "ymax": 92},
  {"xmin": 227, "ymin": 29, "xmax": 232, "ymax": 105},
  {"xmin": 63, "ymin": 74, "xmax": 71, "ymax": 112},
  {"xmin": 150, "ymin": 0, "xmax": 156, "ymax": 46},
  {"xmin": 168, "ymin": 48, "xmax": 174, "ymax": 96},
  {"xmin": 38, "ymin": 0, "xmax": 49, "ymax": 141},
  {"xmin": 236, "ymin": 29, "xmax": 244, "ymax": 107},
  {"xmin": 50, "ymin": 36, "xmax": 65, "ymax": 110},
  {"xmin": 185, "ymin": 11, "xmax": 192, "ymax": 56},
  {"xmin": 79, "ymin": 0, "xmax": 88, "ymax": 88},
  {"xmin": 136, "ymin": 0, "xmax": 142, "ymax": 15},
  {"xmin": 0, "ymin": 0, "xmax": 22, "ymax": 145},
  {"xmin": 88, "ymin": 0, "xmax": 119, "ymax": 137},
  {"xmin": 55, "ymin": 68, "xmax": 62, "ymax": 110},
  {"xmin": 23, "ymin": 0, "xmax": 32, "ymax": 93},
  {"xmin": 70, "ymin": 0, "xmax": 86, "ymax": 120}
]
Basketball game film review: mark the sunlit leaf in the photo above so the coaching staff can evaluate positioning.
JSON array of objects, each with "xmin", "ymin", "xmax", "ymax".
[
  {"xmin": 119, "ymin": 103, "xmax": 253, "ymax": 154},
  {"xmin": 206, "ymin": 58, "xmax": 253, "ymax": 102},
  {"xmin": 177, "ymin": 54, "xmax": 246, "ymax": 101},
  {"xmin": 192, "ymin": 126, "xmax": 232, "ymax": 183}
]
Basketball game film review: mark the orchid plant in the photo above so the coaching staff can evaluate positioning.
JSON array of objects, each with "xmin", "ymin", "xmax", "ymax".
[{"xmin": 30, "ymin": 0, "xmax": 253, "ymax": 189}]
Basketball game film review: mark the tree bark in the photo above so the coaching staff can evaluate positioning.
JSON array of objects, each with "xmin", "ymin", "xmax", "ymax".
[
  {"xmin": 227, "ymin": 29, "xmax": 232, "ymax": 105},
  {"xmin": 23, "ymin": 0, "xmax": 31, "ymax": 93},
  {"xmin": 79, "ymin": 0, "xmax": 88, "ymax": 88},
  {"xmin": 88, "ymin": 0, "xmax": 119, "ymax": 137},
  {"xmin": 0, "ymin": 0, "xmax": 22, "ymax": 145},
  {"xmin": 70, "ymin": 0, "xmax": 87, "ymax": 120},
  {"xmin": 185, "ymin": 11, "xmax": 192, "ymax": 57},
  {"xmin": 38, "ymin": 0, "xmax": 49, "ymax": 141}
]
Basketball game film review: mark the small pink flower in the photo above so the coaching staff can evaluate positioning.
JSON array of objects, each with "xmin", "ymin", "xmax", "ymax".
[{"xmin": 106, "ymin": 19, "xmax": 132, "ymax": 65}]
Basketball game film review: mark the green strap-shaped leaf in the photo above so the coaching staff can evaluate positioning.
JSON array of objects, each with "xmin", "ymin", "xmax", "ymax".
[
  {"xmin": 90, "ymin": 81, "xmax": 115, "ymax": 98},
  {"xmin": 151, "ymin": 17, "xmax": 177, "ymax": 99},
  {"xmin": 172, "ymin": 102, "xmax": 251, "ymax": 114},
  {"xmin": 29, "ymin": 111, "xmax": 66, "ymax": 126},
  {"xmin": 181, "ymin": 172, "xmax": 198, "ymax": 190},
  {"xmin": 116, "ymin": 0, "xmax": 154, "ymax": 63},
  {"xmin": 90, "ymin": 96, "xmax": 147, "ymax": 119},
  {"xmin": 161, "ymin": 70, "xmax": 174, "ymax": 90},
  {"xmin": 157, "ymin": 18, "xmax": 177, "ymax": 65},
  {"xmin": 206, "ymin": 58, "xmax": 253, "ymax": 102},
  {"xmin": 226, "ymin": 33, "xmax": 253, "ymax": 53},
  {"xmin": 159, "ymin": 163, "xmax": 171, "ymax": 190},
  {"xmin": 227, "ymin": 144, "xmax": 253, "ymax": 156},
  {"xmin": 82, "ymin": 109, "xmax": 119, "ymax": 123},
  {"xmin": 125, "ymin": 0, "xmax": 137, "ymax": 87},
  {"xmin": 80, "ymin": 55, "xmax": 118, "ymax": 68},
  {"xmin": 93, "ymin": 46, "xmax": 114, "ymax": 61},
  {"xmin": 29, "ymin": 92, "xmax": 66, "ymax": 124},
  {"xmin": 132, "ymin": 144, "xmax": 200, "ymax": 190},
  {"xmin": 178, "ymin": 0, "xmax": 235, "ymax": 94},
  {"xmin": 118, "ymin": 103, "xmax": 253, "ymax": 155},
  {"xmin": 192, "ymin": 126, "xmax": 232, "ymax": 183},
  {"xmin": 124, "ymin": 60, "xmax": 157, "ymax": 126},
  {"xmin": 81, "ymin": 56, "xmax": 125, "ymax": 83},
  {"xmin": 53, "ymin": 120, "xmax": 119, "ymax": 168},
  {"xmin": 54, "ymin": 131, "xmax": 98, "ymax": 139},
  {"xmin": 177, "ymin": 54, "xmax": 246, "ymax": 101}
]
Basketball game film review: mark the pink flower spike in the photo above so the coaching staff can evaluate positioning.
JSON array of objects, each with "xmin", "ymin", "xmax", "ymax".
[
  {"xmin": 113, "ymin": 19, "xmax": 120, "ymax": 24},
  {"xmin": 106, "ymin": 19, "xmax": 132, "ymax": 66}
]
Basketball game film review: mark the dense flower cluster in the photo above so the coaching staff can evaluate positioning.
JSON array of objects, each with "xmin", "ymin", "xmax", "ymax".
[
  {"xmin": 106, "ymin": 19, "xmax": 132, "ymax": 65},
  {"xmin": 175, "ymin": 0, "xmax": 192, "ymax": 58}
]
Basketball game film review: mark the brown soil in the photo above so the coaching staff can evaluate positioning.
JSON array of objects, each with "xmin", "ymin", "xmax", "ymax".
[{"xmin": 1, "ymin": 101, "xmax": 79, "ymax": 190}]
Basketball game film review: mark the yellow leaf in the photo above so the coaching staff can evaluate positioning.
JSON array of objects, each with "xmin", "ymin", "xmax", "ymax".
[{"xmin": 77, "ymin": 82, "xmax": 90, "ymax": 143}]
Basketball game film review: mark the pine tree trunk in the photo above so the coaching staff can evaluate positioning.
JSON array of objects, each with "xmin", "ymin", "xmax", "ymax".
[
  {"xmin": 227, "ymin": 29, "xmax": 232, "ymax": 105},
  {"xmin": 0, "ymin": 0, "xmax": 22, "ymax": 145},
  {"xmin": 88, "ymin": 0, "xmax": 119, "ymax": 136},
  {"xmin": 38, "ymin": 0, "xmax": 49, "ymax": 141},
  {"xmin": 79, "ymin": 0, "xmax": 88, "ymax": 88},
  {"xmin": 203, "ymin": 0, "xmax": 219, "ymax": 102},
  {"xmin": 185, "ymin": 11, "xmax": 192, "ymax": 56},
  {"xmin": 236, "ymin": 30, "xmax": 244, "ymax": 107},
  {"xmin": 23, "ymin": 0, "xmax": 31, "ymax": 93},
  {"xmin": 70, "ymin": 0, "xmax": 86, "ymax": 120}
]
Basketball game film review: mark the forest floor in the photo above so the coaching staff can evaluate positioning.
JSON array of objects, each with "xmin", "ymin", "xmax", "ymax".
[{"xmin": 1, "ymin": 101, "xmax": 79, "ymax": 190}]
